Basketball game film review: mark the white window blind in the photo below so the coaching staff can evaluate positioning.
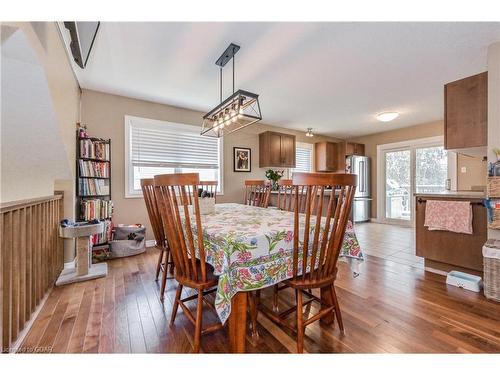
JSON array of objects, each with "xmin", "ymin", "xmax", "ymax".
[
  {"xmin": 125, "ymin": 116, "xmax": 222, "ymax": 197},
  {"xmin": 292, "ymin": 142, "xmax": 313, "ymax": 173},
  {"xmin": 131, "ymin": 123, "xmax": 219, "ymax": 169}
]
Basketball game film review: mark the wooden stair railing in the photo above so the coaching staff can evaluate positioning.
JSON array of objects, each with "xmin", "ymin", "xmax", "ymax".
[{"xmin": 1, "ymin": 194, "xmax": 64, "ymax": 352}]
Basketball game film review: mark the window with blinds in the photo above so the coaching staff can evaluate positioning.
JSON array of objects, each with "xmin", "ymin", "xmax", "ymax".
[
  {"xmin": 291, "ymin": 142, "xmax": 313, "ymax": 174},
  {"xmin": 125, "ymin": 116, "xmax": 222, "ymax": 196}
]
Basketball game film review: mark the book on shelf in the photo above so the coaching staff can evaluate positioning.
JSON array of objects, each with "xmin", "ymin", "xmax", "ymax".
[
  {"xmin": 78, "ymin": 178, "xmax": 110, "ymax": 196},
  {"xmin": 78, "ymin": 160, "xmax": 110, "ymax": 178},
  {"xmin": 90, "ymin": 219, "xmax": 113, "ymax": 246},
  {"xmin": 80, "ymin": 199, "xmax": 113, "ymax": 221},
  {"xmin": 80, "ymin": 138, "xmax": 110, "ymax": 160}
]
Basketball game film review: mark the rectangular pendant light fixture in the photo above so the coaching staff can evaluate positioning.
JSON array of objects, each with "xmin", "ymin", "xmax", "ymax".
[{"xmin": 201, "ymin": 43, "xmax": 262, "ymax": 138}]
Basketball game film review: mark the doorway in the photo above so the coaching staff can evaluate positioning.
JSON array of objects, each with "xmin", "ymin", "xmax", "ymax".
[{"xmin": 378, "ymin": 136, "xmax": 448, "ymax": 225}]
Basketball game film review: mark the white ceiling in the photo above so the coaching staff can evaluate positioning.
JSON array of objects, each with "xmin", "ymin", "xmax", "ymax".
[{"xmin": 72, "ymin": 22, "xmax": 500, "ymax": 138}]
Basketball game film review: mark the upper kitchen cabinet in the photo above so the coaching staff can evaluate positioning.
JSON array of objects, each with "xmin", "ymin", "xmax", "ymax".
[
  {"xmin": 315, "ymin": 141, "xmax": 365, "ymax": 172},
  {"xmin": 315, "ymin": 142, "xmax": 337, "ymax": 171},
  {"xmin": 345, "ymin": 142, "xmax": 365, "ymax": 156},
  {"xmin": 259, "ymin": 131, "xmax": 296, "ymax": 168},
  {"xmin": 444, "ymin": 72, "xmax": 488, "ymax": 150}
]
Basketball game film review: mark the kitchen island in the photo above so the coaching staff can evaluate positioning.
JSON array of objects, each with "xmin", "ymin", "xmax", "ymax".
[{"xmin": 415, "ymin": 191, "xmax": 486, "ymax": 275}]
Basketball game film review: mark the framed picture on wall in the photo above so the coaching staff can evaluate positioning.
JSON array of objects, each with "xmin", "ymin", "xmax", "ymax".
[{"xmin": 233, "ymin": 147, "xmax": 251, "ymax": 172}]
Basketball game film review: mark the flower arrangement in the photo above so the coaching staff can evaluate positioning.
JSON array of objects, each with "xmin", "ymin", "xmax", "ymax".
[
  {"xmin": 265, "ymin": 169, "xmax": 284, "ymax": 190},
  {"xmin": 493, "ymin": 147, "xmax": 500, "ymax": 161}
]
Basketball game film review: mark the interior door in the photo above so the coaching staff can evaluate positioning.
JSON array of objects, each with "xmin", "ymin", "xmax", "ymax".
[{"xmin": 384, "ymin": 148, "xmax": 412, "ymax": 223}]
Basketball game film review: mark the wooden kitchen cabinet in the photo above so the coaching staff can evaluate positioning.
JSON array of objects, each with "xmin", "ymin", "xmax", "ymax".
[
  {"xmin": 314, "ymin": 142, "xmax": 337, "ymax": 171},
  {"xmin": 315, "ymin": 141, "xmax": 365, "ymax": 172},
  {"xmin": 345, "ymin": 142, "xmax": 365, "ymax": 156},
  {"xmin": 415, "ymin": 195, "xmax": 487, "ymax": 272},
  {"xmin": 259, "ymin": 131, "xmax": 296, "ymax": 168},
  {"xmin": 444, "ymin": 72, "xmax": 488, "ymax": 150}
]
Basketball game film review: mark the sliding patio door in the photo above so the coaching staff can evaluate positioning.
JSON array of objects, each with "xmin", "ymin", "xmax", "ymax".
[
  {"xmin": 379, "ymin": 137, "xmax": 447, "ymax": 225},
  {"xmin": 384, "ymin": 148, "xmax": 412, "ymax": 222}
]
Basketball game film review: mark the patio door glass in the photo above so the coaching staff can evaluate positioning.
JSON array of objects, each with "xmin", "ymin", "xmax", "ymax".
[
  {"xmin": 415, "ymin": 146, "xmax": 448, "ymax": 194},
  {"xmin": 382, "ymin": 142, "xmax": 447, "ymax": 224},
  {"xmin": 385, "ymin": 149, "xmax": 411, "ymax": 221}
]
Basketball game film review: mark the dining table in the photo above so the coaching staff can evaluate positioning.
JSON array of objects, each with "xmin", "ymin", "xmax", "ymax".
[{"xmin": 189, "ymin": 203, "xmax": 364, "ymax": 353}]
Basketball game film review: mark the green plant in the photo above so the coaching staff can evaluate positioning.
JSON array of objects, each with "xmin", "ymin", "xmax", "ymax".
[
  {"xmin": 493, "ymin": 147, "xmax": 500, "ymax": 158},
  {"xmin": 265, "ymin": 169, "xmax": 284, "ymax": 189}
]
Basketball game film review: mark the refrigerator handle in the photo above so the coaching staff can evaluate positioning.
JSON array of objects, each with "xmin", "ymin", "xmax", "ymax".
[{"xmin": 359, "ymin": 160, "xmax": 365, "ymax": 193}]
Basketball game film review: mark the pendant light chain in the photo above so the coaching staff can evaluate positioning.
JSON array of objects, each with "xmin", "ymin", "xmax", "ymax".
[{"xmin": 219, "ymin": 66, "xmax": 222, "ymax": 103}]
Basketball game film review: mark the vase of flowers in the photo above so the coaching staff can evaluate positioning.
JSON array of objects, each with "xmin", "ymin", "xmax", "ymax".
[{"xmin": 265, "ymin": 169, "xmax": 284, "ymax": 191}]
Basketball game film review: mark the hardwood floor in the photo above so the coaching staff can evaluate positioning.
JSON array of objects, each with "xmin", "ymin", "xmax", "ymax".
[{"xmin": 19, "ymin": 245, "xmax": 500, "ymax": 353}]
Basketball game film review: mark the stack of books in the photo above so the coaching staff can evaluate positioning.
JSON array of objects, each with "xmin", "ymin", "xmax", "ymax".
[
  {"xmin": 91, "ymin": 219, "xmax": 113, "ymax": 245},
  {"xmin": 80, "ymin": 199, "xmax": 113, "ymax": 220},
  {"xmin": 78, "ymin": 160, "xmax": 109, "ymax": 177},
  {"xmin": 79, "ymin": 179, "xmax": 110, "ymax": 196},
  {"xmin": 80, "ymin": 139, "xmax": 110, "ymax": 160}
]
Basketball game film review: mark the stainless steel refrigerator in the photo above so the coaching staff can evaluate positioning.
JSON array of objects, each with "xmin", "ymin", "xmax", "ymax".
[{"xmin": 346, "ymin": 155, "xmax": 371, "ymax": 222}]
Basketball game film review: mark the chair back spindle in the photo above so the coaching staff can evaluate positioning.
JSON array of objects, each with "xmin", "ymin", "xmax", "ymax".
[
  {"xmin": 244, "ymin": 180, "xmax": 271, "ymax": 208},
  {"xmin": 277, "ymin": 179, "xmax": 320, "ymax": 214},
  {"xmin": 199, "ymin": 180, "xmax": 218, "ymax": 203}
]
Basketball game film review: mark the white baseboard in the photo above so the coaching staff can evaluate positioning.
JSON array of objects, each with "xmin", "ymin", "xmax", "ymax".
[
  {"xmin": 146, "ymin": 240, "xmax": 156, "ymax": 248},
  {"xmin": 63, "ymin": 259, "xmax": 76, "ymax": 270}
]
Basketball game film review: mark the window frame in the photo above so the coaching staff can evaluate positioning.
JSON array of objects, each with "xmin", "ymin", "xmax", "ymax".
[{"xmin": 124, "ymin": 115, "xmax": 224, "ymax": 198}]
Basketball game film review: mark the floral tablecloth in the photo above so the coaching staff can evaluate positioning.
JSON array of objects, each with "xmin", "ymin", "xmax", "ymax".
[{"xmin": 189, "ymin": 203, "xmax": 363, "ymax": 324}]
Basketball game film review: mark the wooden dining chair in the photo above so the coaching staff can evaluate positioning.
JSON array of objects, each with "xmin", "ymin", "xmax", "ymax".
[
  {"xmin": 141, "ymin": 178, "xmax": 174, "ymax": 302},
  {"xmin": 199, "ymin": 180, "xmax": 218, "ymax": 202},
  {"xmin": 277, "ymin": 178, "xmax": 321, "ymax": 214},
  {"xmin": 153, "ymin": 173, "xmax": 223, "ymax": 353},
  {"xmin": 244, "ymin": 180, "xmax": 271, "ymax": 208},
  {"xmin": 258, "ymin": 172, "xmax": 357, "ymax": 353}
]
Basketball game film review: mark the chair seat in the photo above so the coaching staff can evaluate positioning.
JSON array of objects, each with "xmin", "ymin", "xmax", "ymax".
[
  {"xmin": 175, "ymin": 260, "xmax": 218, "ymax": 290},
  {"xmin": 283, "ymin": 274, "xmax": 336, "ymax": 290}
]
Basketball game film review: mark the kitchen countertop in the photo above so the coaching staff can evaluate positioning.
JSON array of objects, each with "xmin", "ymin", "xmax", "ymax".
[
  {"xmin": 414, "ymin": 190, "xmax": 485, "ymax": 199},
  {"xmin": 270, "ymin": 189, "xmax": 338, "ymax": 195}
]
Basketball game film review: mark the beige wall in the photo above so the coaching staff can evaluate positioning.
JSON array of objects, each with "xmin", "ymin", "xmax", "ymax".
[
  {"xmin": 1, "ymin": 22, "xmax": 80, "ymax": 261},
  {"xmin": 349, "ymin": 120, "xmax": 444, "ymax": 218},
  {"xmin": 456, "ymin": 154, "xmax": 487, "ymax": 190},
  {"xmin": 1, "ymin": 22, "xmax": 80, "ymax": 202},
  {"xmin": 81, "ymin": 89, "xmax": 340, "ymax": 240}
]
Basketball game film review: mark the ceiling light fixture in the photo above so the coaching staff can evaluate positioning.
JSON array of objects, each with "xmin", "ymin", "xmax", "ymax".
[
  {"xmin": 201, "ymin": 43, "xmax": 262, "ymax": 138},
  {"xmin": 376, "ymin": 112, "xmax": 400, "ymax": 122},
  {"xmin": 306, "ymin": 128, "xmax": 314, "ymax": 137}
]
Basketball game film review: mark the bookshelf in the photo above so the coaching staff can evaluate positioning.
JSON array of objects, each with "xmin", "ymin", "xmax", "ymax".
[{"xmin": 76, "ymin": 127, "xmax": 113, "ymax": 251}]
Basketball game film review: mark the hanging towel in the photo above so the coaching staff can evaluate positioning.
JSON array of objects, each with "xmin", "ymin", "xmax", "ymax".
[{"xmin": 424, "ymin": 200, "xmax": 473, "ymax": 234}]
